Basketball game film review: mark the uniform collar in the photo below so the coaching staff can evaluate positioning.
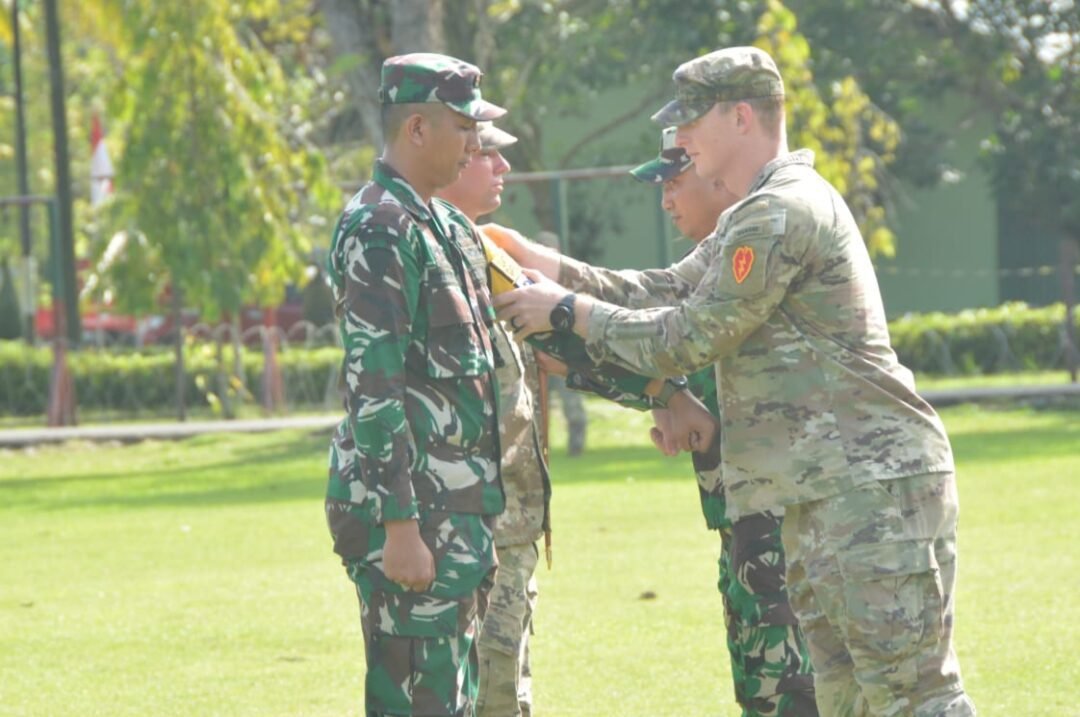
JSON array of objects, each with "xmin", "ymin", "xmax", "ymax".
[
  {"xmin": 373, "ymin": 159, "xmax": 433, "ymax": 222},
  {"xmin": 746, "ymin": 149, "xmax": 815, "ymax": 195}
]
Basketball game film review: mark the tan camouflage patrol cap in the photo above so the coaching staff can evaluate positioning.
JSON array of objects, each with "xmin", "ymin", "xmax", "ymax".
[
  {"xmin": 629, "ymin": 127, "xmax": 693, "ymax": 184},
  {"xmin": 379, "ymin": 53, "xmax": 507, "ymax": 121},
  {"xmin": 652, "ymin": 46, "xmax": 784, "ymax": 127},
  {"xmin": 477, "ymin": 122, "xmax": 518, "ymax": 151}
]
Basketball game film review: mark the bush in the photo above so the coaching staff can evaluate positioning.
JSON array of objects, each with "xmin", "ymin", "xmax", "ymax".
[
  {"xmin": 0, "ymin": 341, "xmax": 340, "ymax": 417},
  {"xmin": 889, "ymin": 302, "xmax": 1078, "ymax": 375},
  {"xmin": 1, "ymin": 302, "xmax": 1076, "ymax": 418}
]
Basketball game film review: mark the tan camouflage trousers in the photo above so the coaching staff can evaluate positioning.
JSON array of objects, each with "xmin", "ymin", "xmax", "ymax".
[
  {"xmin": 781, "ymin": 473, "xmax": 977, "ymax": 717},
  {"xmin": 476, "ymin": 542, "xmax": 539, "ymax": 717},
  {"xmin": 347, "ymin": 511, "xmax": 498, "ymax": 717}
]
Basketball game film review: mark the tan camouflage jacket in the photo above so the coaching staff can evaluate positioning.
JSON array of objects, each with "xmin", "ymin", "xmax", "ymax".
[
  {"xmin": 473, "ymin": 226, "xmax": 550, "ymax": 548},
  {"xmin": 563, "ymin": 150, "xmax": 955, "ymax": 518},
  {"xmin": 487, "ymin": 320, "xmax": 550, "ymax": 547}
]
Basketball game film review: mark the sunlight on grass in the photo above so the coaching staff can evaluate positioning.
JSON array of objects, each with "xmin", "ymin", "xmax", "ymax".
[{"xmin": 1, "ymin": 400, "xmax": 1077, "ymax": 715}]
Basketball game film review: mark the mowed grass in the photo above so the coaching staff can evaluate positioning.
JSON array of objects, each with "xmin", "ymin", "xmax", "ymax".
[{"xmin": 1, "ymin": 399, "xmax": 1078, "ymax": 716}]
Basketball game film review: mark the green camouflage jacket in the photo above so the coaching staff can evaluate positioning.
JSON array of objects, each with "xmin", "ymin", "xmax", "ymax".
[
  {"xmin": 325, "ymin": 160, "xmax": 504, "ymax": 558},
  {"xmin": 563, "ymin": 150, "xmax": 955, "ymax": 518}
]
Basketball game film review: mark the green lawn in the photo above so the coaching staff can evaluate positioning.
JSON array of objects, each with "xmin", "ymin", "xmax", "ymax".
[{"xmin": 1, "ymin": 399, "xmax": 1077, "ymax": 716}]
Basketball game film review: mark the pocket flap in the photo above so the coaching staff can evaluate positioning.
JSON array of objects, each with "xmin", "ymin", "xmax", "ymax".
[{"xmin": 838, "ymin": 538, "xmax": 935, "ymax": 581}]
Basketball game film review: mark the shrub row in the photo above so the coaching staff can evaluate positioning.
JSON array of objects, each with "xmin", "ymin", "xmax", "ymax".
[
  {"xmin": 0, "ymin": 341, "xmax": 341, "ymax": 417},
  {"xmin": 889, "ymin": 302, "xmax": 1079, "ymax": 375},
  {"xmin": 1, "ymin": 302, "xmax": 1077, "ymax": 417}
]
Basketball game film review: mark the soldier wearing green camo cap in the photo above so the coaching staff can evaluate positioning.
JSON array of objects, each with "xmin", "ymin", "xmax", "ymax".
[
  {"xmin": 491, "ymin": 45, "xmax": 976, "ymax": 716},
  {"xmin": 630, "ymin": 128, "xmax": 819, "ymax": 716},
  {"xmin": 325, "ymin": 52, "xmax": 506, "ymax": 717}
]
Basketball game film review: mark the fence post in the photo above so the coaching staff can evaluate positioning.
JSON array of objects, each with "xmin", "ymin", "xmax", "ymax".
[
  {"xmin": 45, "ymin": 197, "xmax": 76, "ymax": 426},
  {"xmin": 1061, "ymin": 237, "xmax": 1078, "ymax": 383},
  {"xmin": 551, "ymin": 178, "xmax": 569, "ymax": 254}
]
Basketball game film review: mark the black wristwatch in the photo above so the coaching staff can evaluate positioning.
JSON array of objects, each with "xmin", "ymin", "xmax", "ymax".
[
  {"xmin": 654, "ymin": 375, "xmax": 689, "ymax": 407},
  {"xmin": 549, "ymin": 293, "xmax": 577, "ymax": 333}
]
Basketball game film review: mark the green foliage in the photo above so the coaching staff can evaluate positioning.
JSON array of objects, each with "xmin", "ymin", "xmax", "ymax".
[
  {"xmin": 103, "ymin": 0, "xmax": 339, "ymax": 319},
  {"xmin": 785, "ymin": 0, "xmax": 1080, "ymax": 243},
  {"xmin": 756, "ymin": 1, "xmax": 901, "ymax": 257}
]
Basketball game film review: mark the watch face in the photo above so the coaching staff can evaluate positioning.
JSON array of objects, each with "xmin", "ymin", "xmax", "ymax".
[{"xmin": 550, "ymin": 306, "xmax": 572, "ymax": 331}]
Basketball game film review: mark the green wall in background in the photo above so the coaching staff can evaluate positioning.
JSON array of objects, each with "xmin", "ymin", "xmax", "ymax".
[{"xmin": 488, "ymin": 89, "xmax": 1005, "ymax": 319}]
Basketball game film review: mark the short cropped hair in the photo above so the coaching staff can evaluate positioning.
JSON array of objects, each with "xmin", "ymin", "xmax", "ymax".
[
  {"xmin": 380, "ymin": 102, "xmax": 445, "ymax": 140},
  {"xmin": 718, "ymin": 96, "xmax": 785, "ymax": 137}
]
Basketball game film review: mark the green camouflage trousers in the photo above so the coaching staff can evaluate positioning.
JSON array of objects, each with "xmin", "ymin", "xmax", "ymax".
[
  {"xmin": 720, "ymin": 513, "xmax": 819, "ymax": 717},
  {"xmin": 346, "ymin": 511, "xmax": 498, "ymax": 717},
  {"xmin": 782, "ymin": 473, "xmax": 976, "ymax": 717},
  {"xmin": 476, "ymin": 542, "xmax": 539, "ymax": 717}
]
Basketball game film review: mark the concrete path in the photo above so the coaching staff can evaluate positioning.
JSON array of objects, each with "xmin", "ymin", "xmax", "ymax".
[
  {"xmin": 0, "ymin": 414, "xmax": 340, "ymax": 448},
  {"xmin": 1, "ymin": 383, "xmax": 1077, "ymax": 448}
]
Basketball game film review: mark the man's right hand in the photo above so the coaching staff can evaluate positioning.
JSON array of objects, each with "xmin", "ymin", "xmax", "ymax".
[
  {"xmin": 649, "ymin": 408, "xmax": 680, "ymax": 457},
  {"xmin": 483, "ymin": 223, "xmax": 561, "ymax": 280},
  {"xmin": 382, "ymin": 519, "xmax": 436, "ymax": 592}
]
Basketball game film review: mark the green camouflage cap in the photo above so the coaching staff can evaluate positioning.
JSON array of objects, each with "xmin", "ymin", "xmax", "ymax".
[
  {"xmin": 379, "ymin": 52, "xmax": 506, "ymax": 121},
  {"xmin": 629, "ymin": 127, "xmax": 693, "ymax": 184},
  {"xmin": 652, "ymin": 46, "xmax": 784, "ymax": 127},
  {"xmin": 477, "ymin": 122, "xmax": 518, "ymax": 151}
]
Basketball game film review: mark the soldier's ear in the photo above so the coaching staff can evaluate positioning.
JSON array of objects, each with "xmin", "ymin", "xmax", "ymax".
[{"xmin": 405, "ymin": 112, "xmax": 427, "ymax": 147}]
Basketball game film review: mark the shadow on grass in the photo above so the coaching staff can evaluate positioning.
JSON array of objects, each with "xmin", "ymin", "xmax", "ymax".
[
  {"xmin": 947, "ymin": 410, "xmax": 1080, "ymax": 465},
  {"xmin": 1, "ymin": 430, "xmax": 331, "ymax": 511}
]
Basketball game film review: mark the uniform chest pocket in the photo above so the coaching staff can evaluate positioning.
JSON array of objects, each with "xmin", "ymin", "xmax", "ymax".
[{"xmin": 424, "ymin": 265, "xmax": 493, "ymax": 379}]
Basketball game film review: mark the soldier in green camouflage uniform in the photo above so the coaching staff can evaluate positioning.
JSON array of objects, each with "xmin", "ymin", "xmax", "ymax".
[
  {"xmin": 436, "ymin": 123, "xmax": 548, "ymax": 717},
  {"xmin": 492, "ymin": 47, "xmax": 975, "ymax": 716},
  {"xmin": 629, "ymin": 128, "xmax": 817, "ymax": 716},
  {"xmin": 324, "ymin": 53, "xmax": 509, "ymax": 717}
]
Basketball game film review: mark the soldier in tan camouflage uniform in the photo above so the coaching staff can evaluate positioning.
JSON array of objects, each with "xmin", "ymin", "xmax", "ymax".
[
  {"xmin": 491, "ymin": 47, "xmax": 976, "ymax": 717},
  {"xmin": 631, "ymin": 128, "xmax": 818, "ymax": 717},
  {"xmin": 324, "ymin": 53, "xmax": 508, "ymax": 717},
  {"xmin": 436, "ymin": 123, "xmax": 548, "ymax": 717}
]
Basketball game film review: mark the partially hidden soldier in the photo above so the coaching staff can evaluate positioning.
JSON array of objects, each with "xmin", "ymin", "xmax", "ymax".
[
  {"xmin": 631, "ymin": 127, "xmax": 817, "ymax": 717},
  {"xmin": 532, "ymin": 231, "xmax": 587, "ymax": 457},
  {"xmin": 324, "ymin": 53, "xmax": 508, "ymax": 717},
  {"xmin": 436, "ymin": 123, "xmax": 547, "ymax": 717},
  {"xmin": 491, "ymin": 47, "xmax": 976, "ymax": 717}
]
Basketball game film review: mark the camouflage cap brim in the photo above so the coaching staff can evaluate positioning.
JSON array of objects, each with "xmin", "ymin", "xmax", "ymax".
[
  {"xmin": 629, "ymin": 153, "xmax": 693, "ymax": 184},
  {"xmin": 650, "ymin": 96, "xmax": 716, "ymax": 127},
  {"xmin": 478, "ymin": 123, "xmax": 518, "ymax": 150},
  {"xmin": 449, "ymin": 98, "xmax": 507, "ymax": 121}
]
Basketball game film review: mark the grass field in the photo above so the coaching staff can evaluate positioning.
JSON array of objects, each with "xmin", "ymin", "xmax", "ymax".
[{"xmin": 1, "ymin": 398, "xmax": 1078, "ymax": 716}]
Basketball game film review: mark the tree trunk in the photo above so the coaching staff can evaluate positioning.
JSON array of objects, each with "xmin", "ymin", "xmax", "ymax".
[
  {"xmin": 392, "ymin": 0, "xmax": 445, "ymax": 54},
  {"xmin": 215, "ymin": 328, "xmax": 235, "ymax": 419},
  {"xmin": 43, "ymin": 0, "xmax": 80, "ymax": 343},
  {"xmin": 318, "ymin": 0, "xmax": 386, "ymax": 148},
  {"xmin": 172, "ymin": 285, "xmax": 187, "ymax": 422},
  {"xmin": 1062, "ymin": 237, "xmax": 1079, "ymax": 383}
]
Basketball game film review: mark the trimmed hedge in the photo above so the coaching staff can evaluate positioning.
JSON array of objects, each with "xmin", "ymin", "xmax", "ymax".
[
  {"xmin": 1, "ymin": 302, "xmax": 1077, "ymax": 417},
  {"xmin": 890, "ymin": 302, "xmax": 1079, "ymax": 375},
  {"xmin": 0, "ymin": 341, "xmax": 340, "ymax": 417}
]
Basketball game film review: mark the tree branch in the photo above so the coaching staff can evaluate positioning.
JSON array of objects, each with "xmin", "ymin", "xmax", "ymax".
[{"xmin": 556, "ymin": 86, "xmax": 668, "ymax": 167}]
